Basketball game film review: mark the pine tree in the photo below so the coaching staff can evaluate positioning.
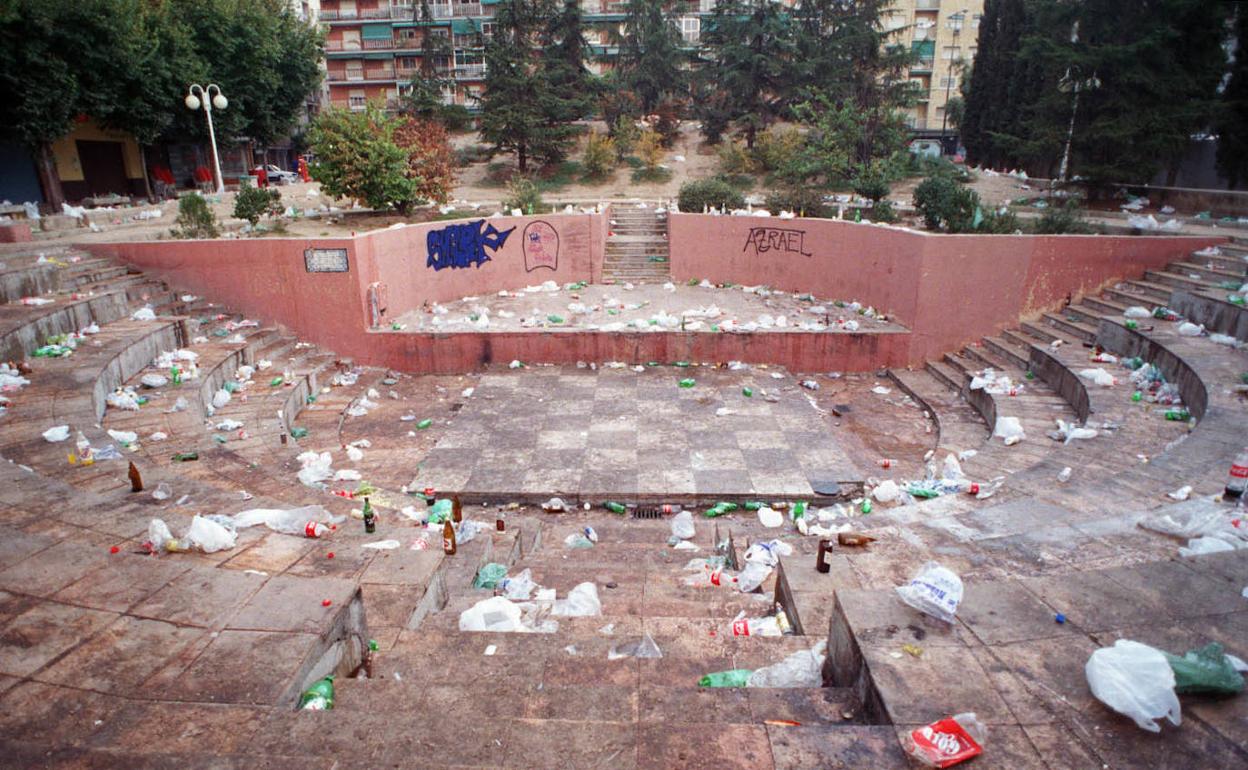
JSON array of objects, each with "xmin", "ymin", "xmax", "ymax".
[
  {"xmin": 1217, "ymin": 4, "xmax": 1248, "ymax": 188},
  {"xmin": 479, "ymin": 0, "xmax": 575, "ymax": 172},
  {"xmin": 695, "ymin": 0, "xmax": 796, "ymax": 148},
  {"xmin": 541, "ymin": 0, "xmax": 596, "ymax": 122},
  {"xmin": 619, "ymin": 0, "xmax": 686, "ymax": 113},
  {"xmin": 405, "ymin": 0, "xmax": 454, "ymax": 120}
]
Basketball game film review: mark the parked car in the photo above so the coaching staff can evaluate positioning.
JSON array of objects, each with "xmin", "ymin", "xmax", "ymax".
[{"xmin": 265, "ymin": 164, "xmax": 299, "ymax": 185}]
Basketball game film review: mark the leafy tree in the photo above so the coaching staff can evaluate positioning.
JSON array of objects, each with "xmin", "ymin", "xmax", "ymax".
[
  {"xmin": 618, "ymin": 0, "xmax": 687, "ymax": 113},
  {"xmin": 393, "ymin": 117, "xmax": 456, "ymax": 203},
  {"xmin": 784, "ymin": 93, "xmax": 910, "ymax": 187},
  {"xmin": 913, "ymin": 174, "xmax": 978, "ymax": 232},
  {"xmin": 582, "ymin": 131, "xmax": 616, "ymax": 178},
  {"xmin": 636, "ymin": 129, "xmax": 664, "ymax": 171},
  {"xmin": 695, "ymin": 0, "xmax": 796, "ymax": 148},
  {"xmin": 307, "ymin": 104, "xmax": 417, "ymax": 211},
  {"xmin": 479, "ymin": 0, "xmax": 575, "ymax": 172},
  {"xmin": 1217, "ymin": 4, "xmax": 1248, "ymax": 188},
  {"xmin": 165, "ymin": 0, "xmax": 323, "ymax": 147}
]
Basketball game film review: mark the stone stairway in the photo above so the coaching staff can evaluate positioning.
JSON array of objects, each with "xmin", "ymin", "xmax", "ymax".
[
  {"xmin": 333, "ymin": 514, "xmax": 899, "ymax": 768},
  {"xmin": 603, "ymin": 203, "xmax": 671, "ymax": 284}
]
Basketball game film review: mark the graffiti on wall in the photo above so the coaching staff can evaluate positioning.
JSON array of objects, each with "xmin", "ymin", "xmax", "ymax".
[
  {"xmin": 742, "ymin": 227, "xmax": 811, "ymax": 257},
  {"xmin": 426, "ymin": 219, "xmax": 516, "ymax": 271},
  {"xmin": 522, "ymin": 220, "xmax": 559, "ymax": 272}
]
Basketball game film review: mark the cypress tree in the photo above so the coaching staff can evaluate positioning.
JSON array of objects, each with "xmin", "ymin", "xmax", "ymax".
[{"xmin": 619, "ymin": 0, "xmax": 686, "ymax": 113}]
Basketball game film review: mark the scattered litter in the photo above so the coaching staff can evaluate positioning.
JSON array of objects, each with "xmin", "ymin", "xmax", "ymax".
[
  {"xmin": 608, "ymin": 632, "xmax": 663, "ymax": 660},
  {"xmin": 906, "ymin": 713, "xmax": 987, "ymax": 768},
  {"xmin": 1085, "ymin": 639, "xmax": 1181, "ymax": 732},
  {"xmin": 361, "ymin": 540, "xmax": 401, "ymax": 550},
  {"xmin": 896, "ymin": 562, "xmax": 963, "ymax": 623},
  {"xmin": 42, "ymin": 425, "xmax": 70, "ymax": 442}
]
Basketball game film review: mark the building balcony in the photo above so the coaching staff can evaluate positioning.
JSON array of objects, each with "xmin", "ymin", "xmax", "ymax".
[
  {"xmin": 426, "ymin": 3, "xmax": 483, "ymax": 18},
  {"xmin": 327, "ymin": 69, "xmax": 398, "ymax": 82},
  {"xmin": 915, "ymin": 0, "xmax": 941, "ymax": 10},
  {"xmin": 453, "ymin": 64, "xmax": 485, "ymax": 79},
  {"xmin": 321, "ymin": 7, "xmax": 393, "ymax": 21}
]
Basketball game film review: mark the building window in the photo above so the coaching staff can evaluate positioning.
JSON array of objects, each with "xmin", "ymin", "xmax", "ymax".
[
  {"xmin": 972, "ymin": 13, "xmax": 983, "ymax": 28},
  {"xmin": 480, "ymin": 22, "xmax": 494, "ymax": 38},
  {"xmin": 346, "ymin": 61, "xmax": 364, "ymax": 79},
  {"xmin": 679, "ymin": 16, "xmax": 699, "ymax": 43},
  {"xmin": 348, "ymin": 93, "xmax": 366, "ymax": 111},
  {"xmin": 939, "ymin": 76, "xmax": 958, "ymax": 89},
  {"xmin": 941, "ymin": 45, "xmax": 962, "ymax": 61}
]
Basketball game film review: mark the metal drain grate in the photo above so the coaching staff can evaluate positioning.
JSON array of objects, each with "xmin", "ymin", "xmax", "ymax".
[{"xmin": 632, "ymin": 507, "xmax": 662, "ymax": 519}]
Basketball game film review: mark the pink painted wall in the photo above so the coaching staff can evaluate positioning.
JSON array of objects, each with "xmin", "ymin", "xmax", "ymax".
[
  {"xmin": 88, "ymin": 236, "xmax": 367, "ymax": 356},
  {"xmin": 355, "ymin": 213, "xmax": 605, "ymax": 326},
  {"xmin": 669, "ymin": 213, "xmax": 1224, "ymax": 362},
  {"xmin": 88, "ymin": 213, "xmax": 1223, "ymax": 372}
]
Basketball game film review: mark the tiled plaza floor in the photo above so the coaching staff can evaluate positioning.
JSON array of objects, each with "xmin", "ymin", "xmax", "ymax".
[{"xmin": 412, "ymin": 365, "xmax": 861, "ymax": 501}]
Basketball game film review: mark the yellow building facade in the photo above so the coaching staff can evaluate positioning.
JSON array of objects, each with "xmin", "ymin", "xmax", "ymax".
[{"xmin": 885, "ymin": 0, "xmax": 985, "ymax": 132}]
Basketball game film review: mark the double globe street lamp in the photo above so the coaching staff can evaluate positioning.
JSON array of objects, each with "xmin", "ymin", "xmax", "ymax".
[{"xmin": 185, "ymin": 84, "xmax": 228, "ymax": 195}]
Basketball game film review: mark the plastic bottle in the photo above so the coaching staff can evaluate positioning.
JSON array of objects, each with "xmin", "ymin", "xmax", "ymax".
[
  {"xmin": 262, "ymin": 510, "xmax": 331, "ymax": 538},
  {"xmin": 299, "ymin": 676, "xmax": 335, "ymax": 710},
  {"xmin": 678, "ymin": 378, "xmax": 696, "ymax": 388},
  {"xmin": 1164, "ymin": 408, "xmax": 1191, "ymax": 421},
  {"xmin": 604, "ymin": 501, "xmax": 626, "ymax": 514},
  {"xmin": 75, "ymin": 431, "xmax": 94, "ymax": 466},
  {"xmin": 1225, "ymin": 447, "xmax": 1248, "ymax": 498},
  {"xmin": 879, "ymin": 458, "xmax": 894, "ymax": 469},
  {"xmin": 698, "ymin": 669, "xmax": 753, "ymax": 688},
  {"xmin": 682, "ymin": 565, "xmax": 736, "ymax": 588}
]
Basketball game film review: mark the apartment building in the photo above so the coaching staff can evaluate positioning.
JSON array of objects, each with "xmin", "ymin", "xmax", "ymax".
[{"xmin": 319, "ymin": 0, "xmax": 980, "ymax": 136}]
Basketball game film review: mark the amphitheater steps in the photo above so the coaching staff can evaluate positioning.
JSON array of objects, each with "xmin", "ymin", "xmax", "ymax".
[
  {"xmin": 1169, "ymin": 260, "xmax": 1245, "ymax": 284},
  {"xmin": 603, "ymin": 204, "xmax": 670, "ymax": 283},
  {"xmin": 330, "ymin": 517, "xmax": 879, "ymax": 768}
]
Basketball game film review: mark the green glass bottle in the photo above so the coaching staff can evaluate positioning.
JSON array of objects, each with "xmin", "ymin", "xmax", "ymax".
[
  {"xmin": 698, "ymin": 669, "xmax": 753, "ymax": 688},
  {"xmin": 604, "ymin": 501, "xmax": 626, "ymax": 514},
  {"xmin": 362, "ymin": 497, "xmax": 376, "ymax": 534},
  {"xmin": 298, "ymin": 676, "xmax": 335, "ymax": 710}
]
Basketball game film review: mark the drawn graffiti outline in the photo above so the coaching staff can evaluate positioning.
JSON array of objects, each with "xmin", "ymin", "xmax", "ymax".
[
  {"xmin": 426, "ymin": 219, "xmax": 516, "ymax": 271},
  {"xmin": 522, "ymin": 220, "xmax": 559, "ymax": 272},
  {"xmin": 742, "ymin": 227, "xmax": 812, "ymax": 257}
]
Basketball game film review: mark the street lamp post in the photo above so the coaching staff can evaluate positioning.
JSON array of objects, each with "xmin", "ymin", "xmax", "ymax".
[
  {"xmin": 185, "ymin": 84, "xmax": 228, "ymax": 195},
  {"xmin": 940, "ymin": 9, "xmax": 968, "ymax": 145}
]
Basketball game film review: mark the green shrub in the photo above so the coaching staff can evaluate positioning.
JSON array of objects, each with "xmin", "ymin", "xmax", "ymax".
[
  {"xmin": 753, "ymin": 128, "xmax": 804, "ymax": 175},
  {"xmin": 636, "ymin": 130, "xmax": 664, "ymax": 171},
  {"xmin": 870, "ymin": 199, "xmax": 898, "ymax": 223},
  {"xmin": 172, "ymin": 193, "xmax": 220, "ymax": 239},
  {"xmin": 1033, "ymin": 199, "xmax": 1094, "ymax": 234},
  {"xmin": 913, "ymin": 175, "xmax": 978, "ymax": 231},
  {"xmin": 610, "ymin": 116, "xmax": 640, "ymax": 161},
  {"xmin": 764, "ymin": 187, "xmax": 829, "ymax": 218},
  {"xmin": 582, "ymin": 131, "xmax": 616, "ymax": 179},
  {"xmin": 717, "ymin": 140, "xmax": 754, "ymax": 176},
  {"xmin": 678, "ymin": 178, "xmax": 745, "ymax": 212},
  {"xmin": 233, "ymin": 182, "xmax": 282, "ymax": 227},
  {"xmin": 979, "ymin": 207, "xmax": 1021, "ymax": 234},
  {"xmin": 852, "ymin": 171, "xmax": 891, "ymax": 203},
  {"xmin": 502, "ymin": 176, "xmax": 544, "ymax": 214}
]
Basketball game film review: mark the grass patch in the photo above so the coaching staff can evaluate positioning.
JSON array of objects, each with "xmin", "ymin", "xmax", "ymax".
[{"xmin": 631, "ymin": 167, "xmax": 672, "ymax": 184}]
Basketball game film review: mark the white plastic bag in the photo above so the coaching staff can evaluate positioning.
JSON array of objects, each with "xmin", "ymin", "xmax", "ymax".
[
  {"xmin": 873, "ymin": 479, "xmax": 901, "ymax": 503},
  {"xmin": 608, "ymin": 632, "xmax": 663, "ymax": 660},
  {"xmin": 459, "ymin": 596, "xmax": 556, "ymax": 634},
  {"xmin": 185, "ymin": 515, "xmax": 237, "ymax": 553},
  {"xmin": 1123, "ymin": 306, "xmax": 1151, "ymax": 319},
  {"xmin": 140, "ymin": 373, "xmax": 168, "ymax": 389},
  {"xmin": 896, "ymin": 562, "xmax": 963, "ymax": 623},
  {"xmin": 552, "ymin": 582, "xmax": 602, "ymax": 617},
  {"xmin": 296, "ymin": 451, "xmax": 333, "ymax": 486},
  {"xmin": 131, "ymin": 307, "xmax": 156, "ymax": 321},
  {"xmin": 211, "ymin": 388, "xmax": 231, "ymax": 409},
  {"xmin": 747, "ymin": 640, "xmax": 827, "ymax": 687},
  {"xmin": 757, "ymin": 507, "xmax": 784, "ymax": 527},
  {"xmin": 993, "ymin": 416, "xmax": 1025, "ymax": 445},
  {"xmin": 1078, "ymin": 368, "xmax": 1116, "ymax": 387},
  {"xmin": 499, "ymin": 568, "xmax": 538, "ymax": 600},
  {"xmin": 670, "ymin": 510, "xmax": 695, "ymax": 540},
  {"xmin": 1177, "ymin": 322, "xmax": 1204, "ymax": 337},
  {"xmin": 42, "ymin": 425, "xmax": 70, "ymax": 442},
  {"xmin": 1085, "ymin": 640, "xmax": 1181, "ymax": 732}
]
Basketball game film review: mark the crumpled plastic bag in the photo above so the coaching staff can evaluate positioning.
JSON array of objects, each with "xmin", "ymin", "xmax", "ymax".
[
  {"xmin": 737, "ymin": 539, "xmax": 793, "ymax": 592},
  {"xmin": 1163, "ymin": 643, "xmax": 1245, "ymax": 694},
  {"xmin": 608, "ymin": 632, "xmax": 663, "ymax": 660},
  {"xmin": 459, "ymin": 596, "xmax": 557, "ymax": 633},
  {"xmin": 147, "ymin": 515, "xmax": 237, "ymax": 554},
  {"xmin": 873, "ymin": 479, "xmax": 901, "ymax": 503},
  {"xmin": 747, "ymin": 640, "xmax": 827, "ymax": 687},
  {"xmin": 993, "ymin": 416, "xmax": 1025, "ymax": 445},
  {"xmin": 498, "ymin": 568, "xmax": 538, "ymax": 600},
  {"xmin": 106, "ymin": 389, "xmax": 141, "ymax": 411},
  {"xmin": 296, "ymin": 451, "xmax": 333, "ymax": 486},
  {"xmin": 42, "ymin": 425, "xmax": 70, "ymax": 442},
  {"xmin": 140, "ymin": 373, "xmax": 168, "ymax": 389},
  {"xmin": 670, "ymin": 510, "xmax": 695, "ymax": 540},
  {"xmin": 131, "ymin": 307, "xmax": 156, "ymax": 321},
  {"xmin": 473, "ymin": 563, "xmax": 508, "ymax": 589},
  {"xmin": 1086, "ymin": 639, "xmax": 1181, "ymax": 732},
  {"xmin": 896, "ymin": 562, "xmax": 963, "ymax": 623},
  {"xmin": 211, "ymin": 388, "xmax": 231, "ymax": 409},
  {"xmin": 552, "ymin": 582, "xmax": 601, "ymax": 617},
  {"xmin": 1078, "ymin": 368, "xmax": 1116, "ymax": 387}
]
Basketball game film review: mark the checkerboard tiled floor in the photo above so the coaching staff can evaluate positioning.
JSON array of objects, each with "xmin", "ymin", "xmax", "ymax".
[{"xmin": 411, "ymin": 366, "xmax": 860, "ymax": 501}]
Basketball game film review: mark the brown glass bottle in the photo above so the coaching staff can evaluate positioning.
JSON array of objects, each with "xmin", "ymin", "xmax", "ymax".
[
  {"xmin": 442, "ymin": 519, "xmax": 457, "ymax": 555},
  {"xmin": 451, "ymin": 494, "xmax": 463, "ymax": 523},
  {"xmin": 128, "ymin": 462, "xmax": 143, "ymax": 492}
]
